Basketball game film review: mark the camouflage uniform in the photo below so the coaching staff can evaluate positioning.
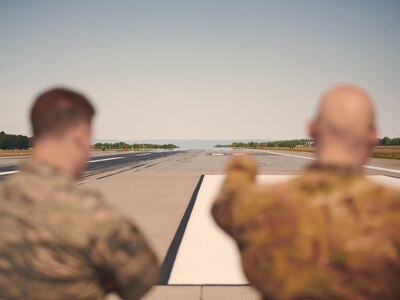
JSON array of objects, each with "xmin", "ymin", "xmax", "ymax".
[
  {"xmin": 0, "ymin": 160, "xmax": 159, "ymax": 300},
  {"xmin": 212, "ymin": 156, "xmax": 400, "ymax": 300}
]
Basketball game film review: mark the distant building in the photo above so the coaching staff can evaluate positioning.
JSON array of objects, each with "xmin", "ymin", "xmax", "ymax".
[{"xmin": 305, "ymin": 140, "xmax": 314, "ymax": 147}]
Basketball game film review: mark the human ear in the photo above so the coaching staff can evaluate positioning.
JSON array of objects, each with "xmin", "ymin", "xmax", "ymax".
[
  {"xmin": 369, "ymin": 123, "xmax": 378, "ymax": 147},
  {"xmin": 308, "ymin": 119, "xmax": 317, "ymax": 140}
]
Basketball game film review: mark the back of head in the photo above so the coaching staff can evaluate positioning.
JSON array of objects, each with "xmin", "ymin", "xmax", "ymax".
[
  {"xmin": 30, "ymin": 88, "xmax": 95, "ymax": 178},
  {"xmin": 309, "ymin": 84, "xmax": 377, "ymax": 168},
  {"xmin": 31, "ymin": 88, "xmax": 95, "ymax": 141}
]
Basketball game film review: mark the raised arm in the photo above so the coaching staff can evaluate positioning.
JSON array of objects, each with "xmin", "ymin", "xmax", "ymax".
[{"xmin": 211, "ymin": 155, "xmax": 257, "ymax": 241}]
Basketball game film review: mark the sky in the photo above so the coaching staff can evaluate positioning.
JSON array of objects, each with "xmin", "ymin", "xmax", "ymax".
[{"xmin": 0, "ymin": 0, "xmax": 399, "ymax": 141}]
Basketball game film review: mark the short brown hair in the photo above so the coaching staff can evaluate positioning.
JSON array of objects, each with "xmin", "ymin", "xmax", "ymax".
[{"xmin": 30, "ymin": 87, "xmax": 95, "ymax": 138}]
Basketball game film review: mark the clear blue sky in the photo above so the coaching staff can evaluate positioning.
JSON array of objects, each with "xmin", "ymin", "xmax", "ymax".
[{"xmin": 1, "ymin": 0, "xmax": 399, "ymax": 140}]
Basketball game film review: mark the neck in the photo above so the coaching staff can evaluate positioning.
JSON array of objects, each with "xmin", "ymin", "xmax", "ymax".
[
  {"xmin": 33, "ymin": 140, "xmax": 77, "ymax": 178},
  {"xmin": 316, "ymin": 146, "xmax": 366, "ymax": 170}
]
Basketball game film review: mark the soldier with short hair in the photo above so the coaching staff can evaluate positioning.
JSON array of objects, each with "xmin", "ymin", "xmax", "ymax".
[
  {"xmin": 0, "ymin": 88, "xmax": 159, "ymax": 300},
  {"xmin": 212, "ymin": 84, "xmax": 400, "ymax": 300}
]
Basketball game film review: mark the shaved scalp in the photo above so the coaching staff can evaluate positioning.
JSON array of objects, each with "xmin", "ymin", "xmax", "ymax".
[{"xmin": 310, "ymin": 84, "xmax": 378, "ymax": 167}]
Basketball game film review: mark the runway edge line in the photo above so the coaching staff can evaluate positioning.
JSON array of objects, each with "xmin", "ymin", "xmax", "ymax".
[{"xmin": 157, "ymin": 175, "xmax": 205, "ymax": 285}]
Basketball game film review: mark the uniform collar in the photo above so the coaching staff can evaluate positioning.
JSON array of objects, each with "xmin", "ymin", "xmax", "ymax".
[
  {"xmin": 306, "ymin": 162, "xmax": 363, "ymax": 176},
  {"xmin": 19, "ymin": 159, "xmax": 74, "ymax": 188}
]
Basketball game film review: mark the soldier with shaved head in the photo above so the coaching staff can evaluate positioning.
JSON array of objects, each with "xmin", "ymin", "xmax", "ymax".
[
  {"xmin": 0, "ymin": 88, "xmax": 159, "ymax": 300},
  {"xmin": 212, "ymin": 84, "xmax": 400, "ymax": 300}
]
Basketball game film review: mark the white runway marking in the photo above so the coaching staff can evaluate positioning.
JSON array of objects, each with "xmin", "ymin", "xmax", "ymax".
[
  {"xmin": 0, "ymin": 155, "xmax": 141, "ymax": 176},
  {"xmin": 0, "ymin": 170, "xmax": 19, "ymax": 176},
  {"xmin": 132, "ymin": 152, "xmax": 152, "ymax": 156},
  {"xmin": 261, "ymin": 150, "xmax": 316, "ymax": 160},
  {"xmin": 87, "ymin": 157, "xmax": 123, "ymax": 163},
  {"xmin": 361, "ymin": 165, "xmax": 400, "ymax": 175},
  {"xmin": 169, "ymin": 175, "xmax": 400, "ymax": 285},
  {"xmin": 0, "ymin": 156, "xmax": 124, "ymax": 176},
  {"xmin": 169, "ymin": 175, "xmax": 246, "ymax": 285},
  {"xmin": 261, "ymin": 150, "xmax": 400, "ymax": 175}
]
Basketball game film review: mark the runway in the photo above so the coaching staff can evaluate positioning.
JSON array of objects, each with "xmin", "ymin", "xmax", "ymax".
[
  {"xmin": 0, "ymin": 151, "xmax": 181, "ymax": 179},
  {"xmin": 1, "ymin": 149, "xmax": 399, "ymax": 300}
]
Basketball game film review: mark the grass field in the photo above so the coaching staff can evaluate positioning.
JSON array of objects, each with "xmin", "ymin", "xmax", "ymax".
[
  {"xmin": 0, "ymin": 150, "xmax": 33, "ymax": 157},
  {"xmin": 371, "ymin": 146, "xmax": 400, "ymax": 160},
  {"xmin": 255, "ymin": 146, "xmax": 400, "ymax": 160}
]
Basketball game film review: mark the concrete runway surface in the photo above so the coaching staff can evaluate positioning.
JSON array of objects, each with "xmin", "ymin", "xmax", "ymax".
[{"xmin": 1, "ymin": 149, "xmax": 400, "ymax": 300}]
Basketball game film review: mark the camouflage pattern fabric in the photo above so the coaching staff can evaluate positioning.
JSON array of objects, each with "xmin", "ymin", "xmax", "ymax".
[
  {"xmin": 0, "ymin": 160, "xmax": 159, "ymax": 300},
  {"xmin": 212, "ymin": 156, "xmax": 400, "ymax": 300}
]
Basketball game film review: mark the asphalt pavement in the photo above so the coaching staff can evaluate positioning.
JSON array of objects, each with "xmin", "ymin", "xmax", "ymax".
[{"xmin": 0, "ymin": 151, "xmax": 182, "ymax": 180}]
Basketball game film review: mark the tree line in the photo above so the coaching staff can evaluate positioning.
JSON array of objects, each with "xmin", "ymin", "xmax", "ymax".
[
  {"xmin": 378, "ymin": 137, "xmax": 400, "ymax": 146},
  {"xmin": 0, "ymin": 131, "xmax": 32, "ymax": 150},
  {"xmin": 1, "ymin": 131, "xmax": 399, "ymax": 150},
  {"xmin": 0, "ymin": 132, "xmax": 179, "ymax": 150},
  {"xmin": 216, "ymin": 139, "xmax": 312, "ymax": 148},
  {"xmin": 93, "ymin": 142, "xmax": 179, "ymax": 150},
  {"xmin": 217, "ymin": 137, "xmax": 400, "ymax": 148}
]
